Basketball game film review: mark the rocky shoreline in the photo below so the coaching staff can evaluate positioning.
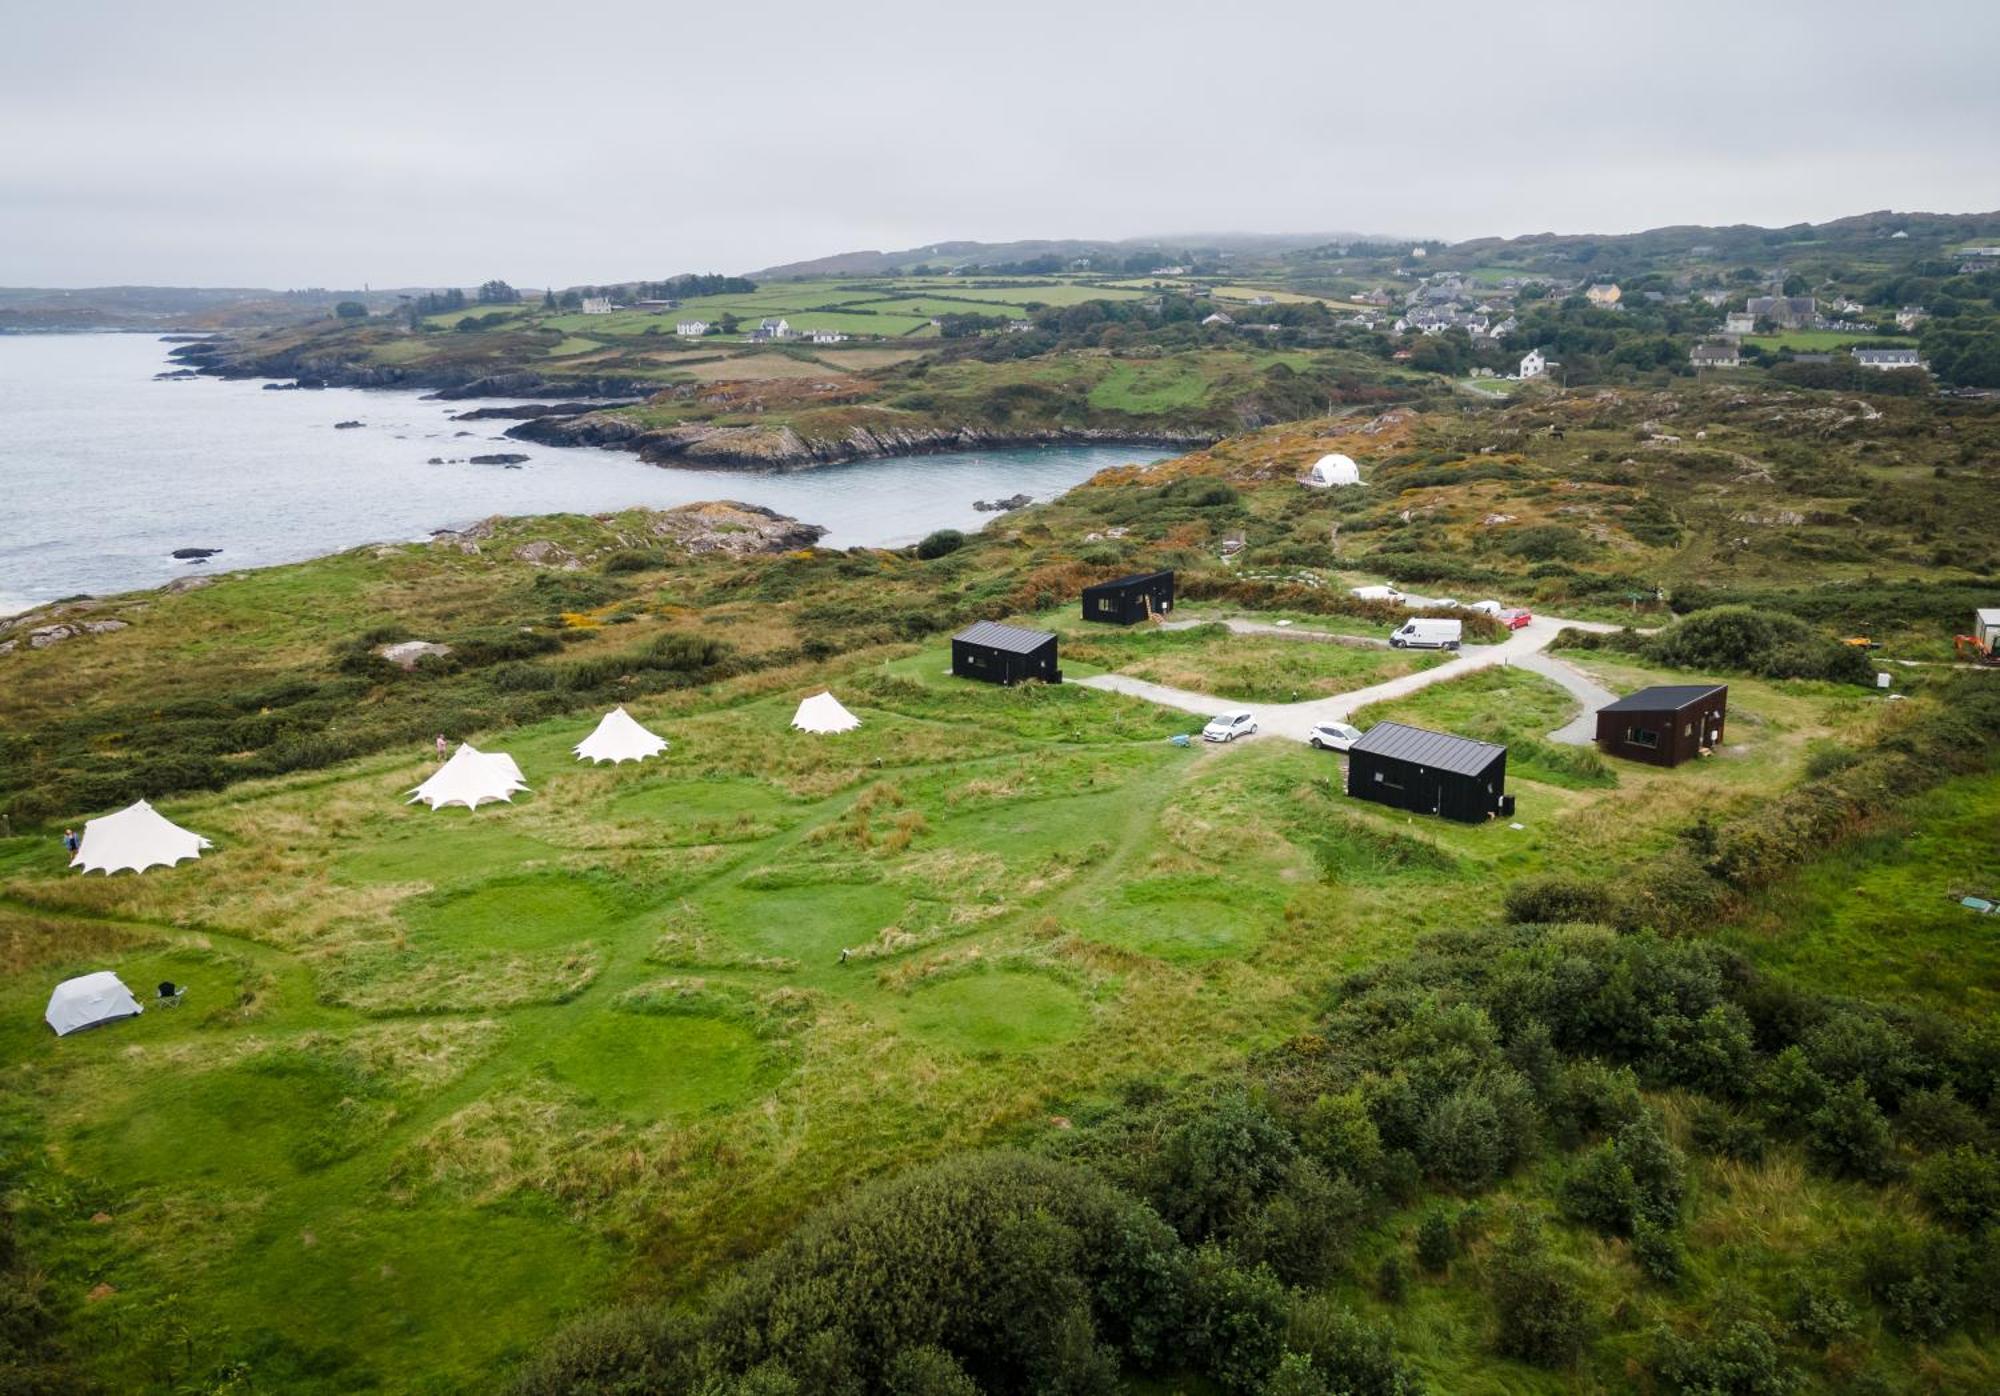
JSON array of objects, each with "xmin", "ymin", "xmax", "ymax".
[
  {"xmin": 504, "ymin": 413, "xmax": 1217, "ymax": 470},
  {"xmin": 166, "ymin": 338, "xmax": 1217, "ymax": 471}
]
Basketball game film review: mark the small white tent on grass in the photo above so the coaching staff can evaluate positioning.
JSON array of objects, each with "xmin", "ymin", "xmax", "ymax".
[
  {"xmin": 408, "ymin": 743, "xmax": 530, "ymax": 811},
  {"xmin": 46, "ymin": 971, "xmax": 143, "ymax": 1036},
  {"xmin": 71, "ymin": 800, "xmax": 211, "ymax": 875},
  {"xmin": 791, "ymin": 692, "xmax": 861, "ymax": 734},
  {"xmin": 574, "ymin": 707, "xmax": 669, "ymax": 764},
  {"xmin": 1304, "ymin": 452, "xmax": 1362, "ymax": 488}
]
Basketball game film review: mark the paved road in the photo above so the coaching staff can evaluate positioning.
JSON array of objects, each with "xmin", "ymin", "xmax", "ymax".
[
  {"xmin": 1517, "ymin": 651, "xmax": 1621, "ymax": 745},
  {"xmin": 1078, "ymin": 614, "xmax": 1623, "ymax": 745}
]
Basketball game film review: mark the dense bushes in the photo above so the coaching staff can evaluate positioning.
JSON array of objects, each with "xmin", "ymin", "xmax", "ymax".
[{"xmin": 915, "ymin": 529, "xmax": 966, "ymax": 560}]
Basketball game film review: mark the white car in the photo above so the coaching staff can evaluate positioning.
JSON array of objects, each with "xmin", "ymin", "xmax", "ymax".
[
  {"xmin": 1308, "ymin": 721, "xmax": 1364, "ymax": 752},
  {"xmin": 1202, "ymin": 710, "xmax": 1258, "ymax": 742}
]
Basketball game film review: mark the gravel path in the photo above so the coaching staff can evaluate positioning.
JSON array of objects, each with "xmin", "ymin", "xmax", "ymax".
[{"xmin": 1077, "ymin": 614, "xmax": 1624, "ymax": 745}]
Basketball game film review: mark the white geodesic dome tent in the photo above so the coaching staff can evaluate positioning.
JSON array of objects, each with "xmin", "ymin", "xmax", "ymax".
[
  {"xmin": 407, "ymin": 743, "xmax": 530, "ymax": 811},
  {"xmin": 70, "ymin": 800, "xmax": 212, "ymax": 875},
  {"xmin": 45, "ymin": 971, "xmax": 144, "ymax": 1035},
  {"xmin": 1304, "ymin": 452, "xmax": 1362, "ymax": 488},
  {"xmin": 791, "ymin": 692, "xmax": 861, "ymax": 734},
  {"xmin": 574, "ymin": 707, "xmax": 669, "ymax": 764}
]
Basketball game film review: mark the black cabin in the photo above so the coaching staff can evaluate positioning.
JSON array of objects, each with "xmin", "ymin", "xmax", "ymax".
[
  {"xmin": 1346, "ymin": 720, "xmax": 1512, "ymax": 822},
  {"xmin": 1081, "ymin": 570, "xmax": 1175, "ymax": 625},
  {"xmin": 1594, "ymin": 684, "xmax": 1727, "ymax": 767},
  {"xmin": 951, "ymin": 621, "xmax": 1062, "ymax": 686}
]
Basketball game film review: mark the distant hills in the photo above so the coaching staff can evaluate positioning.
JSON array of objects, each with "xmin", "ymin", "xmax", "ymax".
[{"xmin": 745, "ymin": 232, "xmax": 1380, "ymax": 280}]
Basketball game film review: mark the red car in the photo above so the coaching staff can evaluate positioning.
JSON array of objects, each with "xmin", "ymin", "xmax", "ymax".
[{"xmin": 1500, "ymin": 608, "xmax": 1533, "ymax": 630}]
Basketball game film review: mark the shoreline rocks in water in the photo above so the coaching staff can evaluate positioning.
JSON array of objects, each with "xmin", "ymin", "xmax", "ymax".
[
  {"xmin": 974, "ymin": 493, "xmax": 1033, "ymax": 512},
  {"xmin": 334, "ymin": 420, "xmax": 363, "ymax": 429},
  {"xmin": 469, "ymin": 453, "xmax": 529, "ymax": 466},
  {"xmin": 170, "ymin": 547, "xmax": 221, "ymax": 560}
]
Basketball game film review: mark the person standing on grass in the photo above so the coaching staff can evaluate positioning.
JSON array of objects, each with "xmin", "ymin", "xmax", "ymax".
[
  {"xmin": 435, "ymin": 733, "xmax": 448, "ymax": 761},
  {"xmin": 62, "ymin": 827, "xmax": 79, "ymax": 859}
]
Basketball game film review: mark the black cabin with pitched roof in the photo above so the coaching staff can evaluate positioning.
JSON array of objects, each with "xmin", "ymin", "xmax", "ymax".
[
  {"xmin": 951, "ymin": 621, "xmax": 1062, "ymax": 686},
  {"xmin": 1080, "ymin": 570, "xmax": 1175, "ymax": 625},
  {"xmin": 1594, "ymin": 684, "xmax": 1727, "ymax": 767},
  {"xmin": 1345, "ymin": 721, "xmax": 1512, "ymax": 822}
]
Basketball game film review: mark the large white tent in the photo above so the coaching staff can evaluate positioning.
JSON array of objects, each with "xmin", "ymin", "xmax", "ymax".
[
  {"xmin": 574, "ymin": 707, "xmax": 669, "ymax": 764},
  {"xmin": 791, "ymin": 691, "xmax": 861, "ymax": 734},
  {"xmin": 45, "ymin": 971, "xmax": 143, "ymax": 1036},
  {"xmin": 71, "ymin": 800, "xmax": 211, "ymax": 875},
  {"xmin": 1304, "ymin": 453, "xmax": 1362, "ymax": 488},
  {"xmin": 407, "ymin": 743, "xmax": 530, "ymax": 811}
]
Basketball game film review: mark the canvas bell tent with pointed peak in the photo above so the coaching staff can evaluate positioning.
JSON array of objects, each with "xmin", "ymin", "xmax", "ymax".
[
  {"xmin": 70, "ymin": 800, "xmax": 212, "ymax": 875},
  {"xmin": 407, "ymin": 743, "xmax": 531, "ymax": 811},
  {"xmin": 1304, "ymin": 452, "xmax": 1362, "ymax": 487},
  {"xmin": 791, "ymin": 691, "xmax": 861, "ymax": 733},
  {"xmin": 574, "ymin": 707, "xmax": 669, "ymax": 764},
  {"xmin": 46, "ymin": 971, "xmax": 144, "ymax": 1036}
]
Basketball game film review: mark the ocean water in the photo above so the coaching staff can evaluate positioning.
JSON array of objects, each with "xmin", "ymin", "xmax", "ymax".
[{"xmin": 0, "ymin": 333, "xmax": 1168, "ymax": 616}]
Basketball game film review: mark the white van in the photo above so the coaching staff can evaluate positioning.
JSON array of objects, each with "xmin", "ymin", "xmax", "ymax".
[{"xmin": 1389, "ymin": 618, "xmax": 1462, "ymax": 650}]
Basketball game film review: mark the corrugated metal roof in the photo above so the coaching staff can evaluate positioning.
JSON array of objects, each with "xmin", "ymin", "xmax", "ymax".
[
  {"xmin": 1082, "ymin": 571, "xmax": 1172, "ymax": 594},
  {"xmin": 1349, "ymin": 721, "xmax": 1504, "ymax": 777},
  {"xmin": 953, "ymin": 621, "xmax": 1057, "ymax": 655},
  {"xmin": 1599, "ymin": 684, "xmax": 1726, "ymax": 714}
]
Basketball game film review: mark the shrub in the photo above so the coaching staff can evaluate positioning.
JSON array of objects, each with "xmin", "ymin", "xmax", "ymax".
[
  {"xmin": 1631, "ymin": 1219, "xmax": 1686, "ymax": 1286},
  {"xmin": 510, "ymin": 1304, "xmax": 699, "ymax": 1395},
  {"xmin": 1375, "ymin": 1253, "xmax": 1407, "ymax": 1304},
  {"xmin": 1644, "ymin": 605, "xmax": 1872, "ymax": 684},
  {"xmin": 1914, "ymin": 1146, "xmax": 2000, "ymax": 1233},
  {"xmin": 1148, "ymin": 1087, "xmax": 1298, "ymax": 1245},
  {"xmin": 1783, "ymin": 1277, "xmax": 1859, "ymax": 1348},
  {"xmin": 883, "ymin": 1346, "xmax": 981, "ymax": 1396},
  {"xmin": 915, "ymin": 529, "xmax": 966, "ymax": 560},
  {"xmin": 1559, "ymin": 1117, "xmax": 1682, "ymax": 1238},
  {"xmin": 1806, "ymin": 1078, "xmax": 1901, "ymax": 1183},
  {"xmin": 600, "ymin": 549, "xmax": 665, "ymax": 574},
  {"xmin": 1235, "ymin": 1159, "xmax": 1366, "ymax": 1287},
  {"xmin": 1414, "ymin": 1210, "xmax": 1459, "ymax": 1273},
  {"xmin": 1898, "ymin": 1085, "xmax": 1990, "ymax": 1152},
  {"xmin": 1283, "ymin": 1295, "xmax": 1423, "ymax": 1396},
  {"xmin": 1689, "ymin": 1101, "xmax": 1768, "ymax": 1163},
  {"xmin": 1650, "ymin": 1319, "xmax": 1797, "ymax": 1396},
  {"xmin": 1179, "ymin": 1246, "xmax": 1287, "ymax": 1395},
  {"xmin": 1857, "ymin": 1226, "xmax": 1967, "ymax": 1340},
  {"xmin": 1502, "ymin": 876, "xmax": 1616, "ymax": 926},
  {"xmin": 1486, "ymin": 1220, "xmax": 1592, "ymax": 1368}
]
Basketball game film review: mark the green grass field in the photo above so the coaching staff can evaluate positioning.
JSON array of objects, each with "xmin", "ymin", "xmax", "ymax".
[
  {"xmin": 1744, "ymin": 329, "xmax": 1918, "ymax": 351},
  {"xmin": 0, "ymin": 616, "xmax": 1881, "ymax": 1389}
]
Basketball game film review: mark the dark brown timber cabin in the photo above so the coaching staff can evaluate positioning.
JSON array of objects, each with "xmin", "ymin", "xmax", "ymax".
[
  {"xmin": 1594, "ymin": 684, "xmax": 1728, "ymax": 767},
  {"xmin": 1081, "ymin": 570, "xmax": 1175, "ymax": 625},
  {"xmin": 951, "ymin": 621, "xmax": 1062, "ymax": 686}
]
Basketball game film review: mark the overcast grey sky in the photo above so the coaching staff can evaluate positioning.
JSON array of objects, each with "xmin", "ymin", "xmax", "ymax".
[{"xmin": 4, "ymin": 0, "xmax": 1996, "ymax": 288}]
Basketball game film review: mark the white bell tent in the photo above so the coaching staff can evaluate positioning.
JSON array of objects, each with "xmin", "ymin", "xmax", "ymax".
[
  {"xmin": 1304, "ymin": 452, "xmax": 1362, "ymax": 488},
  {"xmin": 407, "ymin": 743, "xmax": 530, "ymax": 811},
  {"xmin": 70, "ymin": 800, "xmax": 212, "ymax": 875},
  {"xmin": 46, "ymin": 971, "xmax": 144, "ymax": 1036},
  {"xmin": 574, "ymin": 707, "xmax": 669, "ymax": 764},
  {"xmin": 791, "ymin": 691, "xmax": 861, "ymax": 734}
]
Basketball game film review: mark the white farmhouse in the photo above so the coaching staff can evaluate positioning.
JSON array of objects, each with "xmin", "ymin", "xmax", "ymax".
[
  {"xmin": 1519, "ymin": 348, "xmax": 1549, "ymax": 380},
  {"xmin": 580, "ymin": 297, "xmax": 615, "ymax": 315},
  {"xmin": 1895, "ymin": 306, "xmax": 1928, "ymax": 331},
  {"xmin": 675, "ymin": 320, "xmax": 710, "ymax": 337},
  {"xmin": 1724, "ymin": 312, "xmax": 1755, "ymax": 335},
  {"xmin": 810, "ymin": 329, "xmax": 848, "ymax": 344}
]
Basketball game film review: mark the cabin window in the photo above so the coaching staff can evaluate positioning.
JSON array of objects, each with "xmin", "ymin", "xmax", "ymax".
[{"xmin": 1627, "ymin": 726, "xmax": 1660, "ymax": 749}]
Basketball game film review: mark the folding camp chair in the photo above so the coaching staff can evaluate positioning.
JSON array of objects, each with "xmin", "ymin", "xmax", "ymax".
[{"xmin": 157, "ymin": 981, "xmax": 186, "ymax": 1008}]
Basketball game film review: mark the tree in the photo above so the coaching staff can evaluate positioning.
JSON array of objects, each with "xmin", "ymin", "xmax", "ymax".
[
  {"xmin": 478, "ymin": 279, "xmax": 521, "ymax": 304},
  {"xmin": 333, "ymin": 300, "xmax": 366, "ymax": 319},
  {"xmin": 542, "ymin": 289, "xmax": 557, "ymax": 310}
]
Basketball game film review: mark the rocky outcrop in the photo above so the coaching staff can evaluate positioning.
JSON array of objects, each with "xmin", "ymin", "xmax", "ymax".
[
  {"xmin": 451, "ymin": 401, "xmax": 640, "ymax": 422},
  {"xmin": 171, "ymin": 547, "xmax": 221, "ymax": 560},
  {"xmin": 169, "ymin": 337, "xmax": 650, "ymax": 399},
  {"xmin": 428, "ymin": 502, "xmax": 825, "ymax": 562},
  {"xmin": 975, "ymin": 493, "xmax": 1033, "ymax": 512},
  {"xmin": 507, "ymin": 413, "xmax": 1215, "ymax": 470},
  {"xmin": 334, "ymin": 420, "xmax": 363, "ymax": 429},
  {"xmin": 469, "ymin": 453, "xmax": 529, "ymax": 466}
]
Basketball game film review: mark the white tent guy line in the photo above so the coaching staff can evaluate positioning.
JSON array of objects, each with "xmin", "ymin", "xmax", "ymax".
[
  {"xmin": 791, "ymin": 692, "xmax": 861, "ymax": 733},
  {"xmin": 575, "ymin": 707, "xmax": 669, "ymax": 764},
  {"xmin": 408, "ymin": 743, "xmax": 530, "ymax": 811},
  {"xmin": 71, "ymin": 800, "xmax": 211, "ymax": 875}
]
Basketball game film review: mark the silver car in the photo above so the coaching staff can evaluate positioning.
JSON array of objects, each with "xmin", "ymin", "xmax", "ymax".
[{"xmin": 1201, "ymin": 710, "xmax": 1258, "ymax": 742}]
